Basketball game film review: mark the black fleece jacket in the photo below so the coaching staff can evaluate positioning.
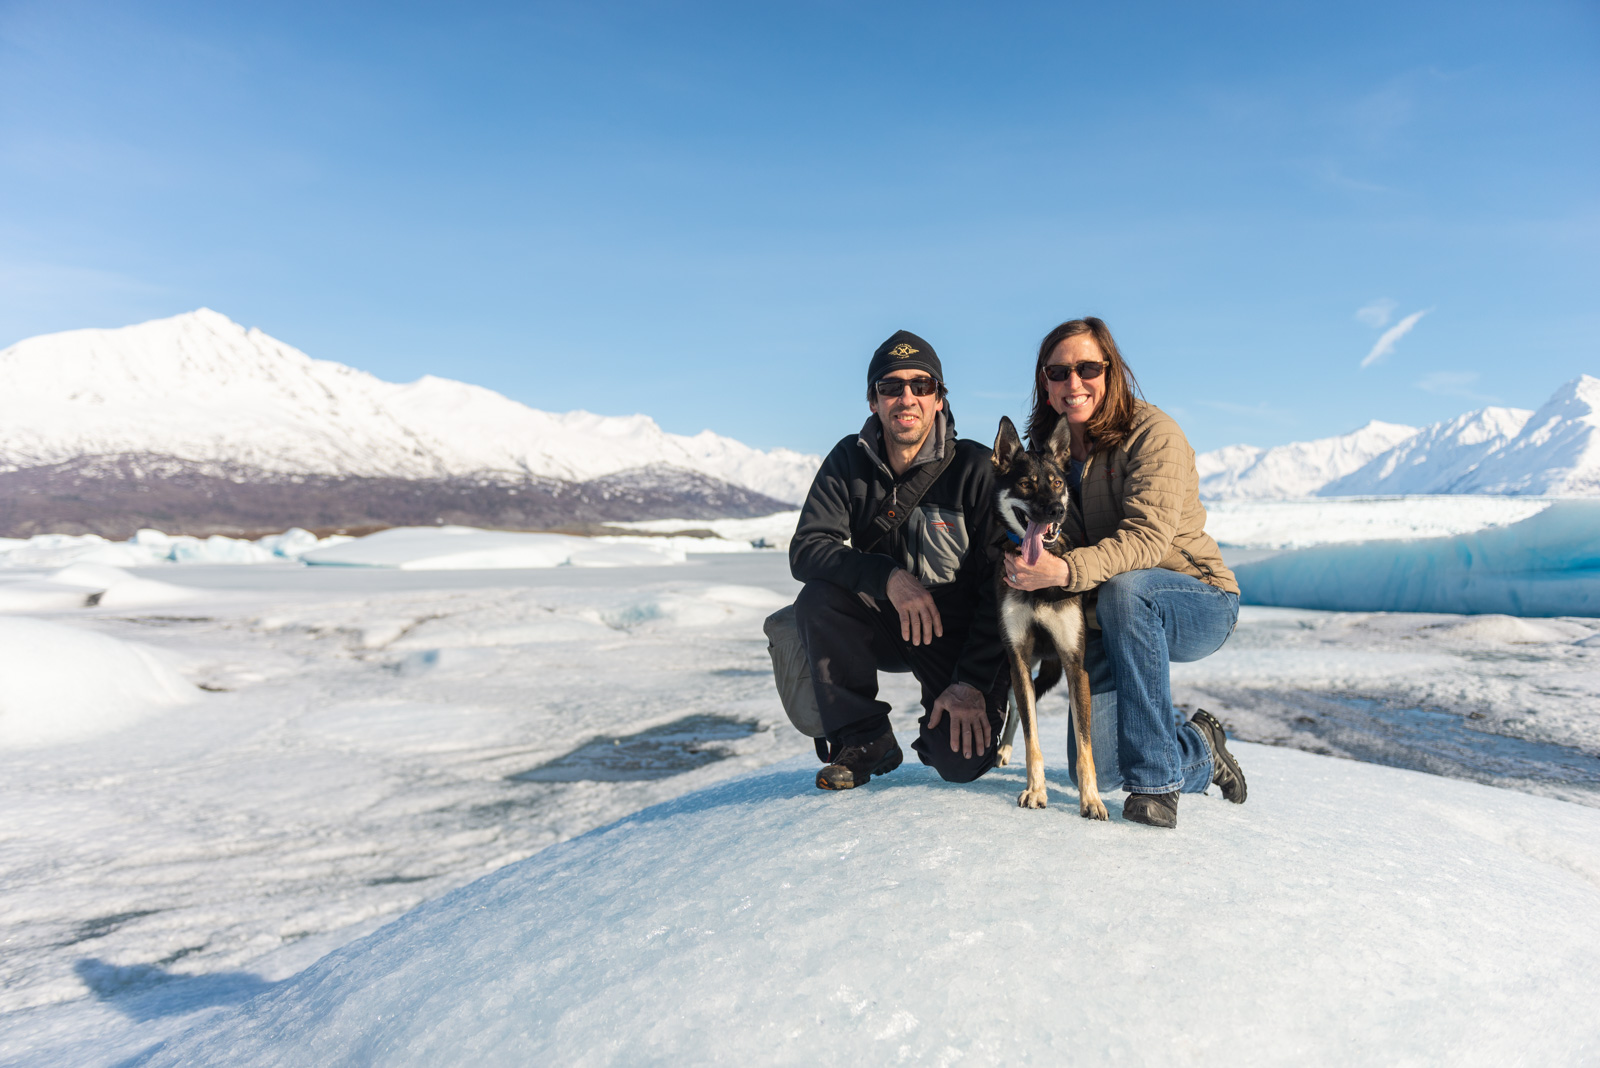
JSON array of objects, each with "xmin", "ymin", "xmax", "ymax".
[{"xmin": 789, "ymin": 411, "xmax": 1006, "ymax": 693}]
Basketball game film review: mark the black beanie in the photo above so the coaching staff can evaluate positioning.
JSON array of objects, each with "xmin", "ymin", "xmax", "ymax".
[{"xmin": 867, "ymin": 329, "xmax": 943, "ymax": 387}]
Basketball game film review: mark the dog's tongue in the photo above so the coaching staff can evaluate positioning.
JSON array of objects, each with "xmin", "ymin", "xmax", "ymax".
[{"xmin": 1022, "ymin": 521, "xmax": 1047, "ymax": 567}]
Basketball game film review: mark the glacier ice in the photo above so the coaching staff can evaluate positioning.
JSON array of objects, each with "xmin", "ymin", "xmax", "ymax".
[
  {"xmin": 137, "ymin": 738, "xmax": 1600, "ymax": 1066},
  {"xmin": 1233, "ymin": 499, "xmax": 1600, "ymax": 616}
]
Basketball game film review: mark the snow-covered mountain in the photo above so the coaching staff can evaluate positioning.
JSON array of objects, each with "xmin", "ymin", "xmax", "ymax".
[
  {"xmin": 1321, "ymin": 406, "xmax": 1534, "ymax": 496},
  {"xmin": 1455, "ymin": 375, "xmax": 1600, "ymax": 495},
  {"xmin": 0, "ymin": 309, "xmax": 820, "ymax": 503},
  {"xmin": 1196, "ymin": 421, "xmax": 1420, "ymax": 499},
  {"xmin": 1197, "ymin": 375, "xmax": 1600, "ymax": 499}
]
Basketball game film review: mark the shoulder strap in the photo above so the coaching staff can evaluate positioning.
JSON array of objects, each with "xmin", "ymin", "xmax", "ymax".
[{"xmin": 857, "ymin": 445, "xmax": 959, "ymax": 555}]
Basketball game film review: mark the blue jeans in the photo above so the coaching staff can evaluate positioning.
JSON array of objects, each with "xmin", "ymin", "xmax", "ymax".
[{"xmin": 1065, "ymin": 569, "xmax": 1239, "ymax": 795}]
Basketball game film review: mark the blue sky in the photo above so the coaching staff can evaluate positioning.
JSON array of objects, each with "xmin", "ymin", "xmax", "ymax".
[{"xmin": 1, "ymin": 1, "xmax": 1595, "ymax": 456}]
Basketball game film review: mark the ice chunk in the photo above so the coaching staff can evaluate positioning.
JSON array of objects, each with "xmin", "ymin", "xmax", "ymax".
[
  {"xmin": 256, "ymin": 527, "xmax": 344, "ymax": 558},
  {"xmin": 165, "ymin": 534, "xmax": 276, "ymax": 564},
  {"xmin": 1234, "ymin": 500, "xmax": 1600, "ymax": 616},
  {"xmin": 0, "ymin": 526, "xmax": 353, "ymax": 569},
  {"xmin": 0, "ymin": 618, "xmax": 198, "ymax": 747}
]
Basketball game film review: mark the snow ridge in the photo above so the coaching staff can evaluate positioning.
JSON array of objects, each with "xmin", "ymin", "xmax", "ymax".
[
  {"xmin": 1322, "ymin": 406, "xmax": 1534, "ymax": 495},
  {"xmin": 1198, "ymin": 375, "xmax": 1600, "ymax": 499},
  {"xmin": 0, "ymin": 310, "xmax": 821, "ymax": 504},
  {"xmin": 1196, "ymin": 420, "xmax": 1420, "ymax": 499}
]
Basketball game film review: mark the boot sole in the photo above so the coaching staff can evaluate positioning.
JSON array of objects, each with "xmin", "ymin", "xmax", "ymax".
[
  {"xmin": 1123, "ymin": 795, "xmax": 1177, "ymax": 828},
  {"xmin": 815, "ymin": 746, "xmax": 904, "ymax": 791},
  {"xmin": 1193, "ymin": 710, "xmax": 1247, "ymax": 804}
]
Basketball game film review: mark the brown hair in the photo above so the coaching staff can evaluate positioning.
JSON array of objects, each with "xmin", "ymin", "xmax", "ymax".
[{"xmin": 1024, "ymin": 317, "xmax": 1142, "ymax": 456}]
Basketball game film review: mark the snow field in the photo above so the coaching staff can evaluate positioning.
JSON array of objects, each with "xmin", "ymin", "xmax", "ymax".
[
  {"xmin": 0, "ymin": 541, "xmax": 1596, "ymax": 1063},
  {"xmin": 142, "ymin": 733, "xmax": 1600, "ymax": 1066},
  {"xmin": 298, "ymin": 525, "xmax": 692, "ymax": 570},
  {"xmin": 0, "ymin": 521, "xmax": 790, "ymax": 574},
  {"xmin": 1201, "ymin": 495, "xmax": 1551, "ymax": 549},
  {"xmin": 4, "ymin": 568, "xmax": 905, "ymax": 1067},
  {"xmin": 606, "ymin": 509, "xmax": 803, "ymax": 549}
]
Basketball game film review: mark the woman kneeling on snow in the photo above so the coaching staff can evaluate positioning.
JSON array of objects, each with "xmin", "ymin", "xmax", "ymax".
[{"xmin": 1002, "ymin": 317, "xmax": 1248, "ymax": 828}]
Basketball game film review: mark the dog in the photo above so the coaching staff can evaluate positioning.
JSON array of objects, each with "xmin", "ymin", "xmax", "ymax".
[{"xmin": 990, "ymin": 415, "xmax": 1107, "ymax": 820}]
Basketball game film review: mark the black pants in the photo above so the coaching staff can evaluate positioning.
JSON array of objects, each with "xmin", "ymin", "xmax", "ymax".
[{"xmin": 793, "ymin": 580, "xmax": 1008, "ymax": 783}]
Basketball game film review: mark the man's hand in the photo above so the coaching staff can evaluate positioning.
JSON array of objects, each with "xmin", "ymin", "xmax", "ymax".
[
  {"xmin": 928, "ymin": 682, "xmax": 990, "ymax": 759},
  {"xmin": 886, "ymin": 567, "xmax": 943, "ymax": 645}
]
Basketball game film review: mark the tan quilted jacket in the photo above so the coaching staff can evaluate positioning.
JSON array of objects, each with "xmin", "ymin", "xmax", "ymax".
[{"xmin": 1060, "ymin": 402, "xmax": 1239, "ymax": 612}]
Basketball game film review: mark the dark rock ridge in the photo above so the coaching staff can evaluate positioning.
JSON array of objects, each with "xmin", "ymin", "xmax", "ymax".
[{"xmin": 0, "ymin": 455, "xmax": 797, "ymax": 540}]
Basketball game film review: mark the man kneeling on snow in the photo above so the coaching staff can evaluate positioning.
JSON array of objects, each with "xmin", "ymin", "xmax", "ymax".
[{"xmin": 789, "ymin": 330, "xmax": 1007, "ymax": 790}]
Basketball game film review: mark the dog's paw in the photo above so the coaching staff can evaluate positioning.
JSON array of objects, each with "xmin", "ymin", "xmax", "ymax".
[
  {"xmin": 997, "ymin": 744, "xmax": 1012, "ymax": 767},
  {"xmin": 1080, "ymin": 795, "xmax": 1109, "ymax": 821},
  {"xmin": 1018, "ymin": 786, "xmax": 1048, "ymax": 809}
]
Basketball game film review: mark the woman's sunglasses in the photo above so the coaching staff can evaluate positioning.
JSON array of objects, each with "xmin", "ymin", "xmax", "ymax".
[
  {"xmin": 1043, "ymin": 361, "xmax": 1106, "ymax": 382},
  {"xmin": 873, "ymin": 377, "xmax": 941, "ymax": 397}
]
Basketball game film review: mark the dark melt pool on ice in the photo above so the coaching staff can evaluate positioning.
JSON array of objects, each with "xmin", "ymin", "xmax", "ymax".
[
  {"xmin": 512, "ymin": 714, "xmax": 766, "ymax": 782},
  {"xmin": 1213, "ymin": 689, "xmax": 1600, "ymax": 804}
]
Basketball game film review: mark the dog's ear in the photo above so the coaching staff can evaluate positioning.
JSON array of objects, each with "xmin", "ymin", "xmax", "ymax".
[
  {"xmin": 1045, "ymin": 413, "xmax": 1074, "ymax": 460},
  {"xmin": 992, "ymin": 416, "xmax": 1024, "ymax": 473}
]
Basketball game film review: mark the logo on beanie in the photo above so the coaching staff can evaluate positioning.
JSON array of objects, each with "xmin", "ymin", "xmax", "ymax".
[{"xmin": 889, "ymin": 344, "xmax": 920, "ymax": 358}]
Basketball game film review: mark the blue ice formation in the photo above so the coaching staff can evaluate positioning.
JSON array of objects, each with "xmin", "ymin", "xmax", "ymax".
[{"xmin": 1233, "ymin": 500, "xmax": 1600, "ymax": 617}]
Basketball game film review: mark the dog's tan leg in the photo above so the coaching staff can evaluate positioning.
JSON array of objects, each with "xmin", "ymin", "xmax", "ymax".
[
  {"xmin": 1010, "ymin": 645, "xmax": 1048, "ymax": 810},
  {"xmin": 997, "ymin": 692, "xmax": 1020, "ymax": 767},
  {"xmin": 1067, "ymin": 659, "xmax": 1108, "ymax": 820}
]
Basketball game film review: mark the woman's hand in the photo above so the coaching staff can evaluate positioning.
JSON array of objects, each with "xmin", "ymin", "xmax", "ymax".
[{"xmin": 1004, "ymin": 548, "xmax": 1072, "ymax": 591}]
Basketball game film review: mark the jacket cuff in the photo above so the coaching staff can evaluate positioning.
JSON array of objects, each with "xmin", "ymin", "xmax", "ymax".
[
  {"xmin": 860, "ymin": 556, "xmax": 899, "ymax": 600},
  {"xmin": 1063, "ymin": 550, "xmax": 1090, "ymax": 592}
]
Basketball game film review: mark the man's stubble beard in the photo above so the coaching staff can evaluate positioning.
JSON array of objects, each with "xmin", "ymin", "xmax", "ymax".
[{"xmin": 882, "ymin": 410, "xmax": 934, "ymax": 452}]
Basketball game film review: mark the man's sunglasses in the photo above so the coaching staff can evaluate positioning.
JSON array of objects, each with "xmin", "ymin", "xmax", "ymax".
[
  {"xmin": 1043, "ymin": 361, "xmax": 1106, "ymax": 382},
  {"xmin": 873, "ymin": 377, "xmax": 942, "ymax": 397}
]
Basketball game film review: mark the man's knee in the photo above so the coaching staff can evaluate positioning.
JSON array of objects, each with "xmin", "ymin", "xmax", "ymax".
[
  {"xmin": 794, "ymin": 580, "xmax": 862, "ymax": 627},
  {"xmin": 913, "ymin": 734, "xmax": 996, "ymax": 782},
  {"xmin": 912, "ymin": 708, "xmax": 1003, "ymax": 783}
]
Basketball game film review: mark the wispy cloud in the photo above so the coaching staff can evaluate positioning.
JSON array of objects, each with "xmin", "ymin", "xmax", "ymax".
[
  {"xmin": 1360, "ymin": 308, "xmax": 1431, "ymax": 368},
  {"xmin": 1415, "ymin": 370, "xmax": 1496, "ymax": 403},
  {"xmin": 1355, "ymin": 298, "xmax": 1397, "ymax": 328}
]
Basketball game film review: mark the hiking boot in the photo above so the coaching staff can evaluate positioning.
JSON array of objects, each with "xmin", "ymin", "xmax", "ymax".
[
  {"xmin": 816, "ymin": 729, "xmax": 903, "ymax": 790},
  {"xmin": 1190, "ymin": 709, "xmax": 1247, "ymax": 804},
  {"xmin": 1123, "ymin": 791, "xmax": 1178, "ymax": 828}
]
